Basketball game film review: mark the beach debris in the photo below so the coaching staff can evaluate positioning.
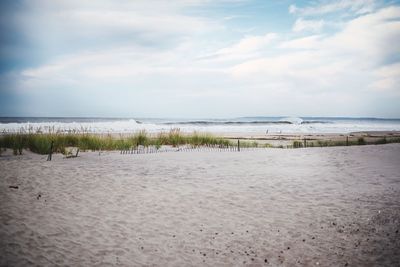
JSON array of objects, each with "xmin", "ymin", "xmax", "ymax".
[
  {"xmin": 264, "ymin": 258, "xmax": 268, "ymax": 263},
  {"xmin": 37, "ymin": 193, "xmax": 41, "ymax": 200},
  {"xmin": 9, "ymin": 185, "xmax": 19, "ymax": 189}
]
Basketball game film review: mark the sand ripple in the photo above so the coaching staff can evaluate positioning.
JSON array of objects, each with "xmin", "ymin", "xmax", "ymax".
[{"xmin": 1, "ymin": 145, "xmax": 400, "ymax": 266}]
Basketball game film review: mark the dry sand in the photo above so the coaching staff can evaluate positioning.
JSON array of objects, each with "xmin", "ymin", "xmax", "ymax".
[
  {"xmin": 221, "ymin": 131, "xmax": 400, "ymax": 147},
  {"xmin": 1, "ymin": 144, "xmax": 400, "ymax": 266}
]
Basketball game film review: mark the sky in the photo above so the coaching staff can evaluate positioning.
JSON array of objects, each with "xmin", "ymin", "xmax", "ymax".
[{"xmin": 0, "ymin": 0, "xmax": 399, "ymax": 118}]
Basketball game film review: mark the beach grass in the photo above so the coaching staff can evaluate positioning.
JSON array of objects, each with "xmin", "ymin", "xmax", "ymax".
[
  {"xmin": 291, "ymin": 136, "xmax": 400, "ymax": 148},
  {"xmin": 0, "ymin": 129, "xmax": 234, "ymax": 155},
  {"xmin": 1, "ymin": 129, "xmax": 400, "ymax": 155}
]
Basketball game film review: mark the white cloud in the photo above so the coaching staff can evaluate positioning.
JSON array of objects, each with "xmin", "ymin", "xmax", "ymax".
[
  {"xmin": 16, "ymin": 0, "xmax": 224, "ymax": 55},
  {"xmin": 279, "ymin": 35, "xmax": 323, "ymax": 49},
  {"xmin": 289, "ymin": 0, "xmax": 377, "ymax": 16},
  {"xmin": 325, "ymin": 6, "xmax": 400, "ymax": 63},
  {"xmin": 212, "ymin": 33, "xmax": 277, "ymax": 59},
  {"xmin": 2, "ymin": 0, "xmax": 400, "ymax": 117},
  {"xmin": 231, "ymin": 6, "xmax": 400, "ymax": 98},
  {"xmin": 292, "ymin": 18, "xmax": 325, "ymax": 32},
  {"xmin": 18, "ymin": 5, "xmax": 400, "ymax": 98},
  {"xmin": 369, "ymin": 63, "xmax": 400, "ymax": 93},
  {"xmin": 289, "ymin": 4, "xmax": 297, "ymax": 14}
]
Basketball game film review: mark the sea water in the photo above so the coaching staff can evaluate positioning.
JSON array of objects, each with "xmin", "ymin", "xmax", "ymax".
[{"xmin": 0, "ymin": 117, "xmax": 400, "ymax": 134}]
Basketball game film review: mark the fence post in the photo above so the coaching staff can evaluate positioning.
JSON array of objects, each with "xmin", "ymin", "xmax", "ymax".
[
  {"xmin": 47, "ymin": 141, "xmax": 54, "ymax": 161},
  {"xmin": 304, "ymin": 138, "xmax": 307, "ymax": 148},
  {"xmin": 346, "ymin": 136, "xmax": 349, "ymax": 146},
  {"xmin": 237, "ymin": 140, "xmax": 240, "ymax": 152}
]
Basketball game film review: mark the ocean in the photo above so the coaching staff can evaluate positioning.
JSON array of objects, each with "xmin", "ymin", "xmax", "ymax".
[{"xmin": 0, "ymin": 117, "xmax": 400, "ymax": 134}]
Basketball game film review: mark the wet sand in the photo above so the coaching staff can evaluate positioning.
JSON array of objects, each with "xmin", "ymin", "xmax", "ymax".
[{"xmin": 1, "ymin": 144, "xmax": 400, "ymax": 266}]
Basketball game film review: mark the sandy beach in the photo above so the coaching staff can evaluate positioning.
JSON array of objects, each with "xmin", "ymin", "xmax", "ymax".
[
  {"xmin": 1, "ymin": 144, "xmax": 400, "ymax": 266},
  {"xmin": 220, "ymin": 131, "xmax": 400, "ymax": 147}
]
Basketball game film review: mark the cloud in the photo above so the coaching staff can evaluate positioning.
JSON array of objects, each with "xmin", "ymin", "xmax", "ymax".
[
  {"xmin": 369, "ymin": 63, "xmax": 400, "ymax": 93},
  {"xmin": 1, "ymin": 0, "xmax": 400, "ymax": 117},
  {"xmin": 289, "ymin": 0, "xmax": 377, "ymax": 16},
  {"xmin": 326, "ymin": 6, "xmax": 400, "ymax": 64},
  {"xmin": 279, "ymin": 35, "xmax": 323, "ymax": 49},
  {"xmin": 292, "ymin": 18, "xmax": 325, "ymax": 32},
  {"xmin": 218, "ymin": 33, "xmax": 277, "ymax": 54},
  {"xmin": 199, "ymin": 33, "xmax": 277, "ymax": 62},
  {"xmin": 231, "ymin": 6, "xmax": 400, "ymax": 98},
  {"xmin": 0, "ymin": 0, "xmax": 224, "ymax": 72}
]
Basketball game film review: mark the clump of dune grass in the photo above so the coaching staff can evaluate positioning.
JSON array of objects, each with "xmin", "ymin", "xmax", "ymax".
[
  {"xmin": 0, "ymin": 133, "xmax": 26, "ymax": 155},
  {"xmin": 155, "ymin": 129, "xmax": 231, "ymax": 148},
  {"xmin": 0, "ymin": 129, "xmax": 235, "ymax": 155},
  {"xmin": 167, "ymin": 128, "xmax": 185, "ymax": 147},
  {"xmin": 357, "ymin": 137, "xmax": 366, "ymax": 145},
  {"xmin": 131, "ymin": 130, "xmax": 148, "ymax": 147},
  {"xmin": 293, "ymin": 140, "xmax": 303, "ymax": 148},
  {"xmin": 373, "ymin": 137, "xmax": 387, "ymax": 145},
  {"xmin": 263, "ymin": 143, "xmax": 273, "ymax": 148},
  {"xmin": 0, "ymin": 132, "xmax": 131, "ymax": 155},
  {"xmin": 302, "ymin": 136, "xmax": 400, "ymax": 148}
]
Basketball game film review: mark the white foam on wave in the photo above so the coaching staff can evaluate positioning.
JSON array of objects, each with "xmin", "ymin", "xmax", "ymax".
[{"xmin": 1, "ymin": 118, "xmax": 400, "ymax": 134}]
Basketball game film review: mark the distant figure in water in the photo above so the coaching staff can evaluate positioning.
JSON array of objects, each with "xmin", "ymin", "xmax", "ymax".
[{"xmin": 266, "ymin": 130, "xmax": 269, "ymax": 134}]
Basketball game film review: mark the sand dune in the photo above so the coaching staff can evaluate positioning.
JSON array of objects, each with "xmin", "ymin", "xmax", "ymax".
[{"xmin": 1, "ymin": 144, "xmax": 400, "ymax": 266}]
